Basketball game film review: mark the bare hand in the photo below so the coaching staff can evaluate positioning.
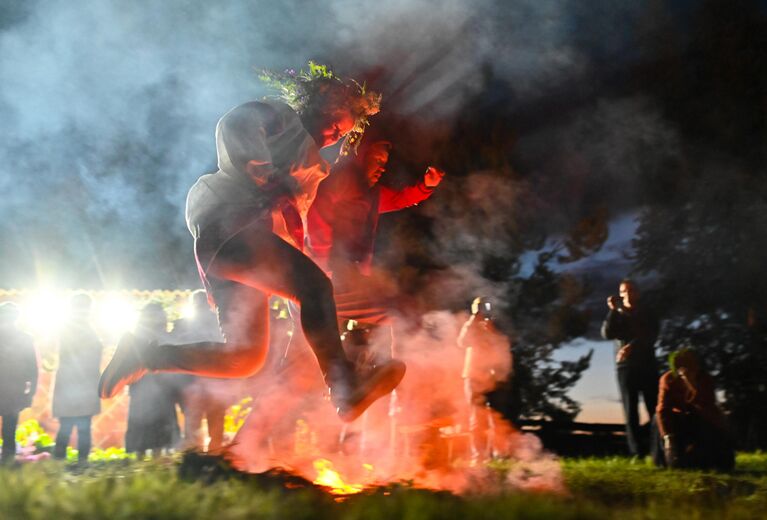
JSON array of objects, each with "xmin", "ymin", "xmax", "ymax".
[
  {"xmin": 616, "ymin": 344, "xmax": 632, "ymax": 363},
  {"xmin": 245, "ymin": 160, "xmax": 274, "ymax": 186},
  {"xmin": 607, "ymin": 296, "xmax": 620, "ymax": 310},
  {"xmin": 424, "ymin": 166, "xmax": 445, "ymax": 188}
]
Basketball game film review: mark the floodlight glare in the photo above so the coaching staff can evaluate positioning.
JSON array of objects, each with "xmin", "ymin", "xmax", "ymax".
[
  {"xmin": 96, "ymin": 296, "xmax": 139, "ymax": 336},
  {"xmin": 19, "ymin": 290, "xmax": 68, "ymax": 334}
]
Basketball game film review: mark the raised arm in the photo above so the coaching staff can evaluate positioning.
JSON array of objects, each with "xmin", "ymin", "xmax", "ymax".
[{"xmin": 379, "ymin": 166, "xmax": 445, "ymax": 213}]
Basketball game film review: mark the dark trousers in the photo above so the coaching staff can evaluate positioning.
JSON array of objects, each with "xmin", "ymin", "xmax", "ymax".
[
  {"xmin": 617, "ymin": 365, "xmax": 658, "ymax": 456},
  {"xmin": 650, "ymin": 414, "xmax": 735, "ymax": 471},
  {"xmin": 154, "ymin": 224, "xmax": 350, "ymax": 381},
  {"xmin": 54, "ymin": 415, "xmax": 93, "ymax": 461},
  {"xmin": 1, "ymin": 413, "xmax": 19, "ymax": 463}
]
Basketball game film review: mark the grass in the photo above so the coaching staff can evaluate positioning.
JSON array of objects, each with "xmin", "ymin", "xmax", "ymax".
[
  {"xmin": 564, "ymin": 454, "xmax": 767, "ymax": 518},
  {"xmin": 0, "ymin": 453, "xmax": 764, "ymax": 519}
]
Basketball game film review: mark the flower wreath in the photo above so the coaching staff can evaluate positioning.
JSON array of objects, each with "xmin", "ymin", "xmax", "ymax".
[{"xmin": 259, "ymin": 61, "xmax": 381, "ymax": 155}]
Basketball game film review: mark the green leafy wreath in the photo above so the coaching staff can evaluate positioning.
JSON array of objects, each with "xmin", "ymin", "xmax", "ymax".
[{"xmin": 259, "ymin": 61, "xmax": 381, "ymax": 155}]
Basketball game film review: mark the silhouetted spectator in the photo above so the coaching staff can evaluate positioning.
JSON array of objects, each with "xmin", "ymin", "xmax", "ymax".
[
  {"xmin": 458, "ymin": 297, "xmax": 512, "ymax": 464},
  {"xmin": 601, "ymin": 279, "xmax": 660, "ymax": 457},
  {"xmin": 0, "ymin": 302, "xmax": 37, "ymax": 465},
  {"xmin": 171, "ymin": 290, "xmax": 228, "ymax": 452},
  {"xmin": 652, "ymin": 348, "xmax": 734, "ymax": 471},
  {"xmin": 52, "ymin": 294, "xmax": 103, "ymax": 464},
  {"xmin": 124, "ymin": 303, "xmax": 180, "ymax": 458}
]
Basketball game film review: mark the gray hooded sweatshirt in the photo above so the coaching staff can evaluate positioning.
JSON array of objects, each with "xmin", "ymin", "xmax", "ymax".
[{"xmin": 186, "ymin": 101, "xmax": 328, "ymax": 271}]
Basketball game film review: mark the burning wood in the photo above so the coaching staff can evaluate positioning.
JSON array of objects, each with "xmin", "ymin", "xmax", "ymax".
[
  {"xmin": 222, "ymin": 311, "xmax": 564, "ymax": 495},
  {"xmin": 312, "ymin": 458, "xmax": 366, "ymax": 495}
]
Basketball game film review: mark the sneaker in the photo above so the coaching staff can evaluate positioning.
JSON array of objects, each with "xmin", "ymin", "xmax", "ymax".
[
  {"xmin": 332, "ymin": 359, "xmax": 406, "ymax": 423},
  {"xmin": 98, "ymin": 334, "xmax": 150, "ymax": 398}
]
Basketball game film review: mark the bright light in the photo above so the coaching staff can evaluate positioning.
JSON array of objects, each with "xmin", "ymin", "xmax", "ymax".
[
  {"xmin": 95, "ymin": 296, "xmax": 139, "ymax": 337},
  {"xmin": 19, "ymin": 290, "xmax": 68, "ymax": 335},
  {"xmin": 180, "ymin": 301, "xmax": 196, "ymax": 319}
]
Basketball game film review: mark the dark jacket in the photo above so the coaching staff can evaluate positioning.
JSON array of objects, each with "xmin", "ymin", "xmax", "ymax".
[
  {"xmin": 0, "ymin": 326, "xmax": 37, "ymax": 415},
  {"xmin": 126, "ymin": 373, "xmax": 181, "ymax": 452},
  {"xmin": 121, "ymin": 333, "xmax": 182, "ymax": 452},
  {"xmin": 307, "ymin": 161, "xmax": 434, "ymax": 274},
  {"xmin": 601, "ymin": 304, "xmax": 659, "ymax": 371},
  {"xmin": 52, "ymin": 320, "xmax": 103, "ymax": 418}
]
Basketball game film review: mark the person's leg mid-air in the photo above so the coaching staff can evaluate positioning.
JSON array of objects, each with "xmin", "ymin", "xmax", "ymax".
[{"xmin": 99, "ymin": 225, "xmax": 404, "ymax": 423}]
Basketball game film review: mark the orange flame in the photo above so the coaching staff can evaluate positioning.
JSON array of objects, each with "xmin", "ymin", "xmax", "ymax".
[{"xmin": 312, "ymin": 459, "xmax": 366, "ymax": 495}]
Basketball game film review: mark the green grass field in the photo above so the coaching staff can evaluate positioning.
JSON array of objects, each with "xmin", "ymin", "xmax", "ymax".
[{"xmin": 0, "ymin": 453, "xmax": 765, "ymax": 519}]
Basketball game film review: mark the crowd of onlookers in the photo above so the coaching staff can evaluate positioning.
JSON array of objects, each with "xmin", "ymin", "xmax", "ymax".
[{"xmin": 0, "ymin": 291, "xmax": 230, "ymax": 465}]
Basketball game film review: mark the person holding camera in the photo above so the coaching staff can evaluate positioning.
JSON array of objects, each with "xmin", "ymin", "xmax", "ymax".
[
  {"xmin": 458, "ymin": 297, "xmax": 512, "ymax": 464},
  {"xmin": 601, "ymin": 279, "xmax": 660, "ymax": 457}
]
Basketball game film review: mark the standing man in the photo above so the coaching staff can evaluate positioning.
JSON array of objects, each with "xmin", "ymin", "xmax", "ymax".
[
  {"xmin": 125, "ymin": 303, "xmax": 181, "ymax": 459},
  {"xmin": 601, "ymin": 279, "xmax": 660, "ymax": 457},
  {"xmin": 52, "ymin": 294, "xmax": 103, "ymax": 465},
  {"xmin": 0, "ymin": 302, "xmax": 37, "ymax": 465},
  {"xmin": 458, "ymin": 297, "xmax": 512, "ymax": 464}
]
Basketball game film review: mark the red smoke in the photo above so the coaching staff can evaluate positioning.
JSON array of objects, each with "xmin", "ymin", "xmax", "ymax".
[{"xmin": 224, "ymin": 310, "xmax": 564, "ymax": 494}]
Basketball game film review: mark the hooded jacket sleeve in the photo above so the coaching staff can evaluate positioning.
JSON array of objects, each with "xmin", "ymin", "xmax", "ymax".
[{"xmin": 378, "ymin": 181, "xmax": 434, "ymax": 213}]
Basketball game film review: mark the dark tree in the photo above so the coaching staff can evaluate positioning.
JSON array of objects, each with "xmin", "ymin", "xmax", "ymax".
[
  {"xmin": 632, "ymin": 167, "xmax": 767, "ymax": 448},
  {"xmin": 631, "ymin": 0, "xmax": 767, "ymax": 448}
]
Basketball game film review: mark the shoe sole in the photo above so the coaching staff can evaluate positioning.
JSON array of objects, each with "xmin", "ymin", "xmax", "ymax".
[
  {"xmin": 98, "ymin": 340, "xmax": 146, "ymax": 398},
  {"xmin": 337, "ymin": 360, "xmax": 406, "ymax": 423}
]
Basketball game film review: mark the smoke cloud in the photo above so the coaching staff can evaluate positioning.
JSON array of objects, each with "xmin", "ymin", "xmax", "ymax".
[
  {"xmin": 224, "ymin": 310, "xmax": 561, "ymax": 494},
  {"xmin": 0, "ymin": 0, "xmax": 680, "ymax": 289}
]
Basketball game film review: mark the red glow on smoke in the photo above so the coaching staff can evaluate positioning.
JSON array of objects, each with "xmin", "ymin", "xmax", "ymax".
[{"xmin": 223, "ymin": 310, "xmax": 564, "ymax": 495}]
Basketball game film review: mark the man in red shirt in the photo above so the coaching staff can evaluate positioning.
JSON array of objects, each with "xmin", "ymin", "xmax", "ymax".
[
  {"xmin": 307, "ymin": 138, "xmax": 445, "ymax": 328},
  {"xmin": 0, "ymin": 302, "xmax": 37, "ymax": 465},
  {"xmin": 601, "ymin": 279, "xmax": 659, "ymax": 457},
  {"xmin": 305, "ymin": 137, "xmax": 444, "ymax": 453}
]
